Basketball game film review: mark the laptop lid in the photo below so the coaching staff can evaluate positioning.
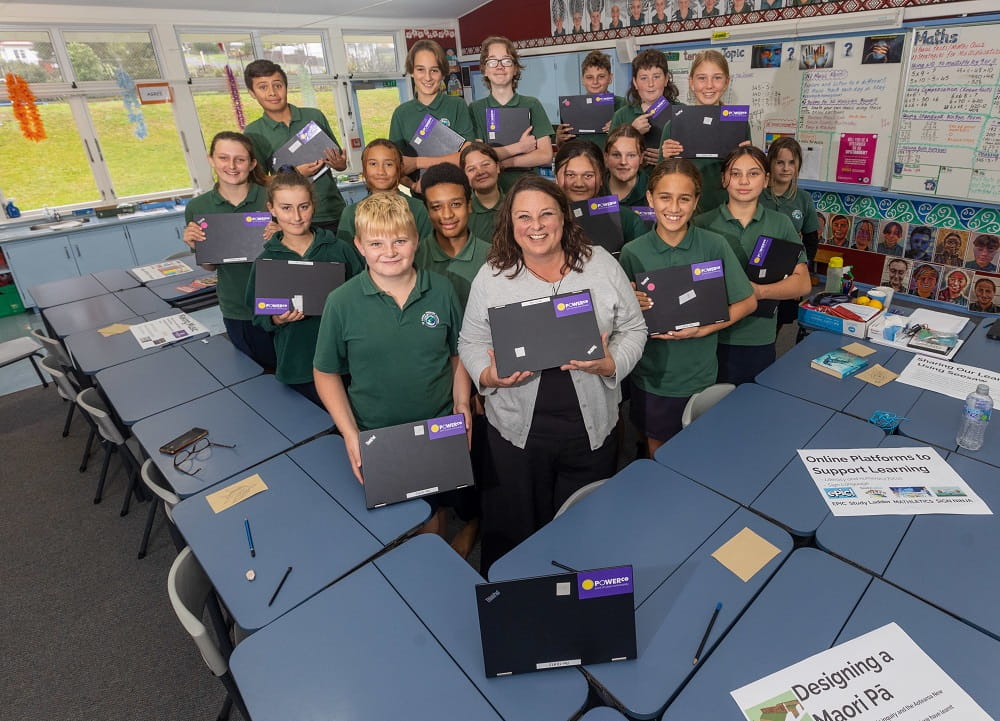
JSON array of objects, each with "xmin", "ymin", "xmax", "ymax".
[
  {"xmin": 635, "ymin": 261, "xmax": 730, "ymax": 334},
  {"xmin": 271, "ymin": 120, "xmax": 340, "ymax": 171},
  {"xmin": 558, "ymin": 93, "xmax": 616, "ymax": 135},
  {"xmin": 476, "ymin": 565, "xmax": 637, "ymax": 677},
  {"xmin": 571, "ymin": 196, "xmax": 625, "ymax": 256},
  {"xmin": 745, "ymin": 235, "xmax": 803, "ymax": 318},
  {"xmin": 253, "ymin": 258, "xmax": 345, "ymax": 316},
  {"xmin": 193, "ymin": 212, "xmax": 271, "ymax": 265},
  {"xmin": 669, "ymin": 104, "xmax": 750, "ymax": 158},
  {"xmin": 485, "ymin": 107, "xmax": 531, "ymax": 147},
  {"xmin": 358, "ymin": 413, "xmax": 474, "ymax": 509},
  {"xmin": 643, "ymin": 96, "xmax": 672, "ymax": 150},
  {"xmin": 411, "ymin": 114, "xmax": 466, "ymax": 157},
  {"xmin": 488, "ymin": 289, "xmax": 605, "ymax": 377}
]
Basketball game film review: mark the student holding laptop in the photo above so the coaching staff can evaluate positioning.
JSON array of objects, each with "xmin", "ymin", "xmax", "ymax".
[
  {"xmin": 610, "ymin": 49, "xmax": 680, "ymax": 167},
  {"xmin": 244, "ymin": 170, "xmax": 363, "ymax": 406},
  {"xmin": 458, "ymin": 175, "xmax": 646, "ymax": 573},
  {"xmin": 554, "ymin": 50, "xmax": 627, "ymax": 150},
  {"xmin": 461, "ymin": 142, "xmax": 504, "ymax": 243},
  {"xmin": 605, "ymin": 125, "xmax": 650, "ymax": 210},
  {"xmin": 693, "ymin": 146, "xmax": 810, "ymax": 384},
  {"xmin": 620, "ymin": 159, "xmax": 756, "ymax": 455},
  {"xmin": 181, "ymin": 131, "xmax": 275, "ymax": 368}
]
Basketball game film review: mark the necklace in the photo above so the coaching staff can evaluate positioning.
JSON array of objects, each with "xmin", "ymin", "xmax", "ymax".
[{"xmin": 526, "ymin": 262, "xmax": 568, "ymax": 295}]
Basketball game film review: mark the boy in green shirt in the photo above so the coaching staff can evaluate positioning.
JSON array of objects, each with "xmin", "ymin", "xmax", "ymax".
[
  {"xmin": 242, "ymin": 59, "xmax": 349, "ymax": 232},
  {"xmin": 555, "ymin": 50, "xmax": 627, "ymax": 151}
]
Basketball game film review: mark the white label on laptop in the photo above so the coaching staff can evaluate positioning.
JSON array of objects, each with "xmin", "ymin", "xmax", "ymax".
[
  {"xmin": 757, "ymin": 268, "xmax": 767, "ymax": 279},
  {"xmin": 703, "ymin": 117, "xmax": 714, "ymax": 125},
  {"xmin": 406, "ymin": 486, "xmax": 439, "ymax": 499},
  {"xmin": 413, "ymin": 424, "xmax": 425, "ymax": 436},
  {"xmin": 514, "ymin": 346, "xmax": 526, "ymax": 358},
  {"xmin": 488, "ymin": 131, "xmax": 497, "ymax": 140},
  {"xmin": 696, "ymin": 153, "xmax": 719, "ymax": 158},
  {"xmin": 223, "ymin": 256, "xmax": 248, "ymax": 263},
  {"xmin": 365, "ymin": 435, "xmax": 376, "ymax": 445},
  {"xmin": 587, "ymin": 345, "xmax": 598, "ymax": 355},
  {"xmin": 573, "ymin": 207, "xmax": 583, "ymax": 217},
  {"xmin": 556, "ymin": 582, "xmax": 571, "ymax": 596},
  {"xmin": 288, "ymin": 260, "xmax": 314, "ymax": 266},
  {"xmin": 413, "ymin": 136, "xmax": 423, "ymax": 145},
  {"xmin": 292, "ymin": 295, "xmax": 303, "ymax": 312},
  {"xmin": 288, "ymin": 140, "xmax": 302, "ymax": 153},
  {"xmin": 537, "ymin": 659, "xmax": 581, "ymax": 670},
  {"xmin": 521, "ymin": 297, "xmax": 550, "ymax": 307},
  {"xmin": 677, "ymin": 321, "xmax": 701, "ymax": 329},
  {"xmin": 679, "ymin": 289, "xmax": 697, "ymax": 305}
]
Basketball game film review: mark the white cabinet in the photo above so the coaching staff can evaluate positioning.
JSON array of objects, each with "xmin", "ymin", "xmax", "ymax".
[
  {"xmin": 3, "ymin": 234, "xmax": 82, "ymax": 308},
  {"xmin": 67, "ymin": 227, "xmax": 134, "ymax": 275},
  {"xmin": 128, "ymin": 216, "xmax": 185, "ymax": 266}
]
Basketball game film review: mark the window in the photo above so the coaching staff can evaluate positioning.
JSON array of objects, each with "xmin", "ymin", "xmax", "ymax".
[
  {"xmin": 0, "ymin": 31, "xmax": 62, "ymax": 83},
  {"xmin": 351, "ymin": 80, "xmax": 401, "ymax": 145},
  {"xmin": 178, "ymin": 32, "xmax": 254, "ymax": 79},
  {"xmin": 343, "ymin": 33, "xmax": 399, "ymax": 75},
  {"xmin": 260, "ymin": 33, "xmax": 328, "ymax": 75},
  {"xmin": 62, "ymin": 30, "xmax": 160, "ymax": 81}
]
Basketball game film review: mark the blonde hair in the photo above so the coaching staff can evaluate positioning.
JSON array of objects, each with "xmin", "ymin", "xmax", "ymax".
[{"xmin": 354, "ymin": 192, "xmax": 417, "ymax": 241}]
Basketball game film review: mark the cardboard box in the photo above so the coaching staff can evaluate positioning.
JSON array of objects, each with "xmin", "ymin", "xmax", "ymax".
[{"xmin": 798, "ymin": 300, "xmax": 883, "ymax": 339}]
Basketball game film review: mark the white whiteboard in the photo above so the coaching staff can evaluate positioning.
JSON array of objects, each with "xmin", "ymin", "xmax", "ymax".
[{"xmin": 889, "ymin": 23, "xmax": 1000, "ymax": 202}]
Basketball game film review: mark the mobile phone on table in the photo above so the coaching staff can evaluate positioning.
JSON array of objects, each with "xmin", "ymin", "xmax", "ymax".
[{"xmin": 159, "ymin": 427, "xmax": 208, "ymax": 455}]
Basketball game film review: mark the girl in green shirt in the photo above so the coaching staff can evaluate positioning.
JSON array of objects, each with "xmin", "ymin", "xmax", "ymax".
[
  {"xmin": 460, "ymin": 142, "xmax": 504, "ymax": 243},
  {"xmin": 610, "ymin": 49, "xmax": 680, "ymax": 167},
  {"xmin": 605, "ymin": 124, "xmax": 651, "ymax": 209}
]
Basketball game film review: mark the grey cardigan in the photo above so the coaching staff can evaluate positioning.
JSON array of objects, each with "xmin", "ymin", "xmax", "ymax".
[{"xmin": 459, "ymin": 246, "xmax": 647, "ymax": 450}]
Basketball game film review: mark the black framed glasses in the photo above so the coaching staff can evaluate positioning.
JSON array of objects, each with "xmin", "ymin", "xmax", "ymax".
[
  {"xmin": 172, "ymin": 437, "xmax": 236, "ymax": 476},
  {"xmin": 484, "ymin": 57, "xmax": 515, "ymax": 68}
]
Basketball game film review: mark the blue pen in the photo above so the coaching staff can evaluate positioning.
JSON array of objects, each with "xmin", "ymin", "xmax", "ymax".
[{"xmin": 244, "ymin": 518, "xmax": 255, "ymax": 558}]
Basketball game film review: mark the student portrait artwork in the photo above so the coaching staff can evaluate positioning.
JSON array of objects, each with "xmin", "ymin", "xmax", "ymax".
[
  {"xmin": 969, "ymin": 274, "xmax": 1000, "ymax": 313},
  {"xmin": 850, "ymin": 218, "xmax": 877, "ymax": 252},
  {"xmin": 937, "ymin": 268, "xmax": 972, "ymax": 307},
  {"xmin": 877, "ymin": 219, "xmax": 905, "ymax": 256},
  {"xmin": 880, "ymin": 256, "xmax": 912, "ymax": 293},
  {"xmin": 907, "ymin": 262, "xmax": 942, "ymax": 299},
  {"xmin": 966, "ymin": 233, "xmax": 1000, "ymax": 273},
  {"xmin": 932, "ymin": 228, "xmax": 968, "ymax": 267},
  {"xmin": 826, "ymin": 213, "xmax": 851, "ymax": 247},
  {"xmin": 904, "ymin": 224, "xmax": 934, "ymax": 262}
]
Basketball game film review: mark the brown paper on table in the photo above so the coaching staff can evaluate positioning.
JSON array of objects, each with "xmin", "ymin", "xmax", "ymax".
[
  {"xmin": 856, "ymin": 363, "xmax": 899, "ymax": 387},
  {"xmin": 841, "ymin": 342, "xmax": 876, "ymax": 358},
  {"xmin": 205, "ymin": 473, "xmax": 268, "ymax": 513},
  {"xmin": 711, "ymin": 527, "xmax": 781, "ymax": 582},
  {"xmin": 98, "ymin": 323, "xmax": 133, "ymax": 337}
]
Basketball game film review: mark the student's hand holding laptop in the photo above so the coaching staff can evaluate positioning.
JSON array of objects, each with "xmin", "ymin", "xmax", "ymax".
[
  {"xmin": 632, "ymin": 282, "xmax": 711, "ymax": 340},
  {"xmin": 499, "ymin": 127, "xmax": 538, "ymax": 169},
  {"xmin": 480, "ymin": 348, "xmax": 534, "ymax": 388},
  {"xmin": 322, "ymin": 146, "xmax": 348, "ymax": 172},
  {"xmin": 270, "ymin": 308, "xmax": 305, "ymax": 325},
  {"xmin": 661, "ymin": 138, "xmax": 684, "ymax": 158}
]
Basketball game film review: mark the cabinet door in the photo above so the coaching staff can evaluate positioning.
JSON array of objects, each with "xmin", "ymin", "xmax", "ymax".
[
  {"xmin": 128, "ymin": 216, "xmax": 186, "ymax": 266},
  {"xmin": 3, "ymin": 235, "xmax": 80, "ymax": 308},
  {"xmin": 69, "ymin": 226, "xmax": 134, "ymax": 275}
]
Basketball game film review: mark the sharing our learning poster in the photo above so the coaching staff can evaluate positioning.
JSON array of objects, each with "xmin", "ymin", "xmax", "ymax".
[
  {"xmin": 732, "ymin": 623, "xmax": 990, "ymax": 721},
  {"xmin": 796, "ymin": 447, "xmax": 992, "ymax": 517}
]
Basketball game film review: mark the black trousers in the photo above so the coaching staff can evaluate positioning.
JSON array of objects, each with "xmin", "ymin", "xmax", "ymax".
[
  {"xmin": 479, "ymin": 422, "xmax": 618, "ymax": 574},
  {"xmin": 717, "ymin": 342, "xmax": 777, "ymax": 386}
]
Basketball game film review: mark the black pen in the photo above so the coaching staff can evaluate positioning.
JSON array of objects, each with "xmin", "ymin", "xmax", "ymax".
[
  {"xmin": 693, "ymin": 601, "xmax": 722, "ymax": 665},
  {"xmin": 268, "ymin": 566, "xmax": 293, "ymax": 607},
  {"xmin": 551, "ymin": 560, "xmax": 578, "ymax": 573}
]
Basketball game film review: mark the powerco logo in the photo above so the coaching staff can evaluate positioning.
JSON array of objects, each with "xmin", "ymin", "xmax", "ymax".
[
  {"xmin": 691, "ymin": 260, "xmax": 724, "ymax": 281},
  {"xmin": 577, "ymin": 566, "xmax": 633, "ymax": 599},
  {"xmin": 553, "ymin": 292, "xmax": 593, "ymax": 318},
  {"xmin": 255, "ymin": 298, "xmax": 290, "ymax": 313},
  {"xmin": 427, "ymin": 413, "xmax": 466, "ymax": 440},
  {"xmin": 721, "ymin": 105, "xmax": 750, "ymax": 122},
  {"xmin": 588, "ymin": 195, "xmax": 620, "ymax": 216}
]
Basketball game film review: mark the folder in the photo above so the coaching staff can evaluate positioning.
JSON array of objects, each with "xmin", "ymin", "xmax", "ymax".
[
  {"xmin": 635, "ymin": 261, "xmax": 730, "ymax": 334},
  {"xmin": 253, "ymin": 258, "xmax": 345, "ymax": 316},
  {"xmin": 270, "ymin": 120, "xmax": 340, "ymax": 171},
  {"xmin": 744, "ymin": 234, "xmax": 803, "ymax": 318},
  {"xmin": 669, "ymin": 104, "xmax": 751, "ymax": 158},
  {"xmin": 193, "ymin": 212, "xmax": 271, "ymax": 265},
  {"xmin": 558, "ymin": 93, "xmax": 616, "ymax": 134},
  {"xmin": 571, "ymin": 196, "xmax": 625, "ymax": 255},
  {"xmin": 485, "ymin": 107, "xmax": 532, "ymax": 147}
]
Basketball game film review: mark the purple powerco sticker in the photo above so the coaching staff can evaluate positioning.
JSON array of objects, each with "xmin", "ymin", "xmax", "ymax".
[
  {"xmin": 577, "ymin": 566, "xmax": 633, "ymax": 599},
  {"xmin": 254, "ymin": 298, "xmax": 290, "ymax": 315},
  {"xmin": 748, "ymin": 236, "xmax": 773, "ymax": 266},
  {"xmin": 427, "ymin": 413, "xmax": 466, "ymax": 440},
  {"xmin": 593, "ymin": 93, "xmax": 615, "ymax": 104},
  {"xmin": 587, "ymin": 195, "xmax": 620, "ymax": 216},
  {"xmin": 416, "ymin": 114, "xmax": 438, "ymax": 137},
  {"xmin": 720, "ymin": 105, "xmax": 750, "ymax": 122},
  {"xmin": 691, "ymin": 260, "xmax": 724, "ymax": 282},
  {"xmin": 647, "ymin": 95, "xmax": 670, "ymax": 119},
  {"xmin": 486, "ymin": 107, "xmax": 499, "ymax": 131},
  {"xmin": 243, "ymin": 212, "xmax": 272, "ymax": 227},
  {"xmin": 296, "ymin": 121, "xmax": 322, "ymax": 142},
  {"xmin": 631, "ymin": 206, "xmax": 655, "ymax": 222},
  {"xmin": 553, "ymin": 291, "xmax": 594, "ymax": 318}
]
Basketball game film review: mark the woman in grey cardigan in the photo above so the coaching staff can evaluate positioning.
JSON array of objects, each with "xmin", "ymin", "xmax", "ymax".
[{"xmin": 459, "ymin": 175, "xmax": 646, "ymax": 572}]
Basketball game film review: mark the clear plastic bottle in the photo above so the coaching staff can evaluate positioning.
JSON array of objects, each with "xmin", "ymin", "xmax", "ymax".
[
  {"xmin": 956, "ymin": 383, "xmax": 993, "ymax": 451},
  {"xmin": 824, "ymin": 257, "xmax": 847, "ymax": 293}
]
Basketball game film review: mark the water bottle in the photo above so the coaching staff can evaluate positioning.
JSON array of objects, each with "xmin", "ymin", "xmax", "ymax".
[
  {"xmin": 957, "ymin": 384, "xmax": 992, "ymax": 451},
  {"xmin": 824, "ymin": 257, "xmax": 846, "ymax": 293}
]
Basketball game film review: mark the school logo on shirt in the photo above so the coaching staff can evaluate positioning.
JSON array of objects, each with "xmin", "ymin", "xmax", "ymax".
[
  {"xmin": 441, "ymin": 117, "xmax": 452, "ymax": 127},
  {"xmin": 421, "ymin": 311, "xmax": 440, "ymax": 328},
  {"xmin": 792, "ymin": 209, "xmax": 803, "ymax": 221}
]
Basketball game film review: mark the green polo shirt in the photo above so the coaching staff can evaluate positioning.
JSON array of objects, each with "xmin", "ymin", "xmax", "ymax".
[
  {"xmin": 468, "ymin": 190, "xmax": 503, "ymax": 243},
  {"xmin": 336, "ymin": 192, "xmax": 433, "ymax": 248},
  {"xmin": 184, "ymin": 183, "xmax": 267, "ymax": 321},
  {"xmin": 616, "ymin": 167, "xmax": 651, "ymax": 208},
  {"xmin": 245, "ymin": 227, "xmax": 363, "ymax": 385},
  {"xmin": 469, "ymin": 93, "xmax": 553, "ymax": 192},
  {"xmin": 313, "ymin": 269, "xmax": 462, "ymax": 431},
  {"xmin": 693, "ymin": 204, "xmax": 804, "ymax": 347},
  {"xmin": 579, "ymin": 95, "xmax": 627, "ymax": 152},
  {"xmin": 618, "ymin": 207, "xmax": 647, "ymax": 248},
  {"xmin": 414, "ymin": 233, "xmax": 490, "ymax": 309},
  {"xmin": 243, "ymin": 104, "xmax": 347, "ymax": 227},
  {"xmin": 620, "ymin": 226, "xmax": 753, "ymax": 397},
  {"xmin": 760, "ymin": 187, "xmax": 819, "ymax": 237},
  {"xmin": 658, "ymin": 115, "xmax": 752, "ymax": 213},
  {"xmin": 389, "ymin": 93, "xmax": 475, "ymax": 154},
  {"xmin": 611, "ymin": 101, "xmax": 671, "ymax": 167}
]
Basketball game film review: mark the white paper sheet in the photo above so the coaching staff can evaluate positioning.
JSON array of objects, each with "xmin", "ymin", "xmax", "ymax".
[
  {"xmin": 896, "ymin": 354, "xmax": 1000, "ymax": 400},
  {"xmin": 128, "ymin": 313, "xmax": 208, "ymax": 350},
  {"xmin": 131, "ymin": 259, "xmax": 192, "ymax": 282}
]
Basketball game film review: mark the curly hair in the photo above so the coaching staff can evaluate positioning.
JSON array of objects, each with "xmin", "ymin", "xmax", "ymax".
[{"xmin": 625, "ymin": 49, "xmax": 679, "ymax": 107}]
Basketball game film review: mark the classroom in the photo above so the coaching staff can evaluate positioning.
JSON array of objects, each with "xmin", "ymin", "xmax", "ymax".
[{"xmin": 2, "ymin": 0, "xmax": 1000, "ymax": 718}]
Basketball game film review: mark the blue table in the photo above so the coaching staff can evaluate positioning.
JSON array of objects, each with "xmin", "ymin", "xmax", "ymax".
[
  {"xmin": 755, "ymin": 330, "xmax": 897, "ymax": 411},
  {"xmin": 114, "ymin": 286, "xmax": 171, "ymax": 316},
  {"xmin": 230, "ymin": 375, "xmax": 329, "ymax": 444},
  {"xmin": 841, "ymin": 350, "xmax": 925, "ymax": 422},
  {"xmin": 29, "ymin": 274, "xmax": 107, "ymax": 309},
  {"xmin": 580, "ymin": 709, "xmax": 629, "ymax": 720},
  {"xmin": 751, "ymin": 413, "xmax": 885, "ymax": 536},
  {"xmin": 897, "ymin": 390, "xmax": 961, "ymax": 452},
  {"xmin": 953, "ymin": 317, "xmax": 1000, "ymax": 372},
  {"xmin": 131, "ymin": 389, "xmax": 291, "ymax": 498},
  {"xmin": 489, "ymin": 460, "xmax": 737, "ymax": 607},
  {"xmin": 64, "ymin": 310, "xmax": 186, "ymax": 375},
  {"xmin": 44, "ymin": 293, "xmax": 135, "ymax": 339},
  {"xmin": 229, "ymin": 563, "xmax": 504, "ymax": 721},
  {"xmin": 661, "ymin": 548, "xmax": 873, "ymax": 721},
  {"xmin": 584, "ymin": 508, "xmax": 791, "ymax": 720},
  {"xmin": 836, "ymin": 577, "xmax": 1000, "ymax": 716},
  {"xmin": 96, "ymin": 346, "xmax": 222, "ymax": 425},
  {"xmin": 376, "ymin": 535, "xmax": 589, "ymax": 721},
  {"xmin": 655, "ymin": 383, "xmax": 833, "ymax": 506},
  {"xmin": 954, "ymin": 409, "xmax": 1000, "ymax": 468},
  {"xmin": 172, "ymin": 454, "xmax": 382, "ymax": 632},
  {"xmin": 92, "ymin": 268, "xmax": 140, "ymax": 292},
  {"xmin": 287, "ymin": 436, "xmax": 430, "ymax": 545},
  {"xmin": 183, "ymin": 335, "xmax": 261, "ymax": 387}
]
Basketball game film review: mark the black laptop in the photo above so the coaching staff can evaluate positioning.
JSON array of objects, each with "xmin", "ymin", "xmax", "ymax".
[
  {"xmin": 669, "ymin": 104, "xmax": 750, "ymax": 158},
  {"xmin": 635, "ymin": 261, "xmax": 730, "ymax": 334},
  {"xmin": 485, "ymin": 107, "xmax": 531, "ymax": 147},
  {"xmin": 193, "ymin": 212, "xmax": 271, "ymax": 265},
  {"xmin": 358, "ymin": 413, "xmax": 474, "ymax": 509},
  {"xmin": 271, "ymin": 120, "xmax": 340, "ymax": 171},
  {"xmin": 745, "ymin": 235, "xmax": 803, "ymax": 318},
  {"xmin": 643, "ymin": 95, "xmax": 672, "ymax": 150},
  {"xmin": 252, "ymin": 258, "xmax": 345, "ymax": 316},
  {"xmin": 571, "ymin": 196, "xmax": 624, "ymax": 255},
  {"xmin": 488, "ymin": 289, "xmax": 605, "ymax": 376},
  {"xmin": 558, "ymin": 93, "xmax": 616, "ymax": 135},
  {"xmin": 476, "ymin": 565, "xmax": 637, "ymax": 677},
  {"xmin": 410, "ymin": 114, "xmax": 466, "ymax": 157}
]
